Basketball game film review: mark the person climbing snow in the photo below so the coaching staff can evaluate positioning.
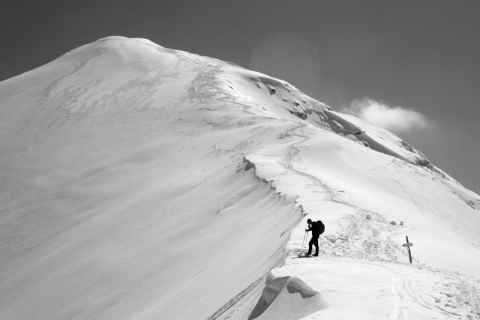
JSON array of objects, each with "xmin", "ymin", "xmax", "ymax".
[{"xmin": 305, "ymin": 219, "xmax": 325, "ymax": 256}]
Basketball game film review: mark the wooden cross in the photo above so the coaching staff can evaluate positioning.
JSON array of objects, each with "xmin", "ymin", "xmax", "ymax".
[{"xmin": 402, "ymin": 236, "xmax": 413, "ymax": 263}]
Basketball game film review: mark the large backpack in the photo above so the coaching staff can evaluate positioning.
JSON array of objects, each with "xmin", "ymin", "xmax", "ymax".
[{"xmin": 316, "ymin": 220, "xmax": 325, "ymax": 235}]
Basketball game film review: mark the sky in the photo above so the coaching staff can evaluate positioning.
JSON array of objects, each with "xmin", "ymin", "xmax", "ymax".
[{"xmin": 1, "ymin": 0, "xmax": 479, "ymax": 195}]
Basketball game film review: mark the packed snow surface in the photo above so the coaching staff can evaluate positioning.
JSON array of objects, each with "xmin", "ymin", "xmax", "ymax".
[{"xmin": 1, "ymin": 36, "xmax": 479, "ymax": 320}]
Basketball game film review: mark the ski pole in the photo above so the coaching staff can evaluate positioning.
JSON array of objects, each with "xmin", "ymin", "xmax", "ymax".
[{"xmin": 302, "ymin": 231, "xmax": 307, "ymax": 248}]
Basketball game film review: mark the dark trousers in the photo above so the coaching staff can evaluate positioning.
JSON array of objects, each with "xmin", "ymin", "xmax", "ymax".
[{"xmin": 308, "ymin": 236, "xmax": 319, "ymax": 254}]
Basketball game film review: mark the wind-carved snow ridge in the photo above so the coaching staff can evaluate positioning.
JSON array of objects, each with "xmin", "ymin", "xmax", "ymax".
[
  {"xmin": 244, "ymin": 69, "xmax": 480, "ymax": 212},
  {"xmin": 242, "ymin": 156, "xmax": 307, "ymax": 212},
  {"xmin": 204, "ymin": 159, "xmax": 311, "ymax": 320},
  {"xmin": 218, "ymin": 41, "xmax": 480, "ymax": 320},
  {"xmin": 2, "ymin": 36, "xmax": 480, "ymax": 320}
]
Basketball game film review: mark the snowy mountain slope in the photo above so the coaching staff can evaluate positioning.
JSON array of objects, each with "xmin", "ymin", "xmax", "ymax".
[
  {"xmin": 1, "ymin": 37, "xmax": 479, "ymax": 320},
  {"xmin": 0, "ymin": 37, "xmax": 307, "ymax": 320}
]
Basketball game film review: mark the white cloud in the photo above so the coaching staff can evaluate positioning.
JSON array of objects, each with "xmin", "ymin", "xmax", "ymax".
[{"xmin": 342, "ymin": 98, "xmax": 429, "ymax": 133}]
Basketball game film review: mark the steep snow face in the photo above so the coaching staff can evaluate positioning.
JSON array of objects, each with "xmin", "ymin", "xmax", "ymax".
[
  {"xmin": 1, "ymin": 37, "xmax": 480, "ymax": 320},
  {"xmin": 0, "ymin": 36, "xmax": 303, "ymax": 320}
]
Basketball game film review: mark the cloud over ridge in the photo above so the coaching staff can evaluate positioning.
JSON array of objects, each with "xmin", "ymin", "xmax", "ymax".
[{"xmin": 342, "ymin": 98, "xmax": 429, "ymax": 134}]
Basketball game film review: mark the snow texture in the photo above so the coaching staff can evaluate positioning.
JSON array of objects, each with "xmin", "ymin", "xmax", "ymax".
[
  {"xmin": 247, "ymin": 273, "xmax": 328, "ymax": 320},
  {"xmin": 1, "ymin": 36, "xmax": 480, "ymax": 320}
]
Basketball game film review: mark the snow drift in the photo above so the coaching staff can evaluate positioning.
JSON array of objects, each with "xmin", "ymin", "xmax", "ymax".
[
  {"xmin": 247, "ymin": 273, "xmax": 329, "ymax": 320},
  {"xmin": 1, "ymin": 36, "xmax": 480, "ymax": 320}
]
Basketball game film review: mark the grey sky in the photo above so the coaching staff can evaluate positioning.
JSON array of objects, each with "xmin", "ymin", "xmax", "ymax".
[{"xmin": 1, "ymin": 0, "xmax": 479, "ymax": 194}]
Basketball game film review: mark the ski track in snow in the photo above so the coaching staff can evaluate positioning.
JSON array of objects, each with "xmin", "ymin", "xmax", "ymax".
[
  {"xmin": 276, "ymin": 121, "xmax": 406, "ymax": 261},
  {"xmin": 280, "ymin": 122, "xmax": 335, "ymax": 201},
  {"xmin": 286, "ymin": 205, "xmax": 480, "ymax": 320},
  {"xmin": 277, "ymin": 121, "xmax": 354, "ymax": 209},
  {"xmin": 252, "ymin": 121, "xmax": 480, "ymax": 319},
  {"xmin": 283, "ymin": 255, "xmax": 480, "ymax": 320},
  {"xmin": 3, "ymin": 37, "xmax": 480, "ymax": 320}
]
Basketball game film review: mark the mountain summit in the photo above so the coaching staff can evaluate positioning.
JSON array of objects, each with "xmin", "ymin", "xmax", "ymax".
[{"xmin": 1, "ymin": 36, "xmax": 479, "ymax": 320}]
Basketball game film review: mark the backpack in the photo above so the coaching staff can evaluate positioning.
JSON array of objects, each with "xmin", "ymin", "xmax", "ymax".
[{"xmin": 316, "ymin": 220, "xmax": 325, "ymax": 235}]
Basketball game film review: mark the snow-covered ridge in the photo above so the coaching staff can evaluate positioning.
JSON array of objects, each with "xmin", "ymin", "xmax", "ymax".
[
  {"xmin": 217, "ymin": 53, "xmax": 480, "ymax": 214},
  {"xmin": 1, "ymin": 36, "xmax": 480, "ymax": 320}
]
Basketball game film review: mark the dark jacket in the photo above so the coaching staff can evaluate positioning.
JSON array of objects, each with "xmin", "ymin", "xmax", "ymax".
[{"xmin": 307, "ymin": 221, "xmax": 320, "ymax": 238}]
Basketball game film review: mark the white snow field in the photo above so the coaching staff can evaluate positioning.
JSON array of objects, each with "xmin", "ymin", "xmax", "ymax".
[{"xmin": 1, "ymin": 36, "xmax": 479, "ymax": 320}]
